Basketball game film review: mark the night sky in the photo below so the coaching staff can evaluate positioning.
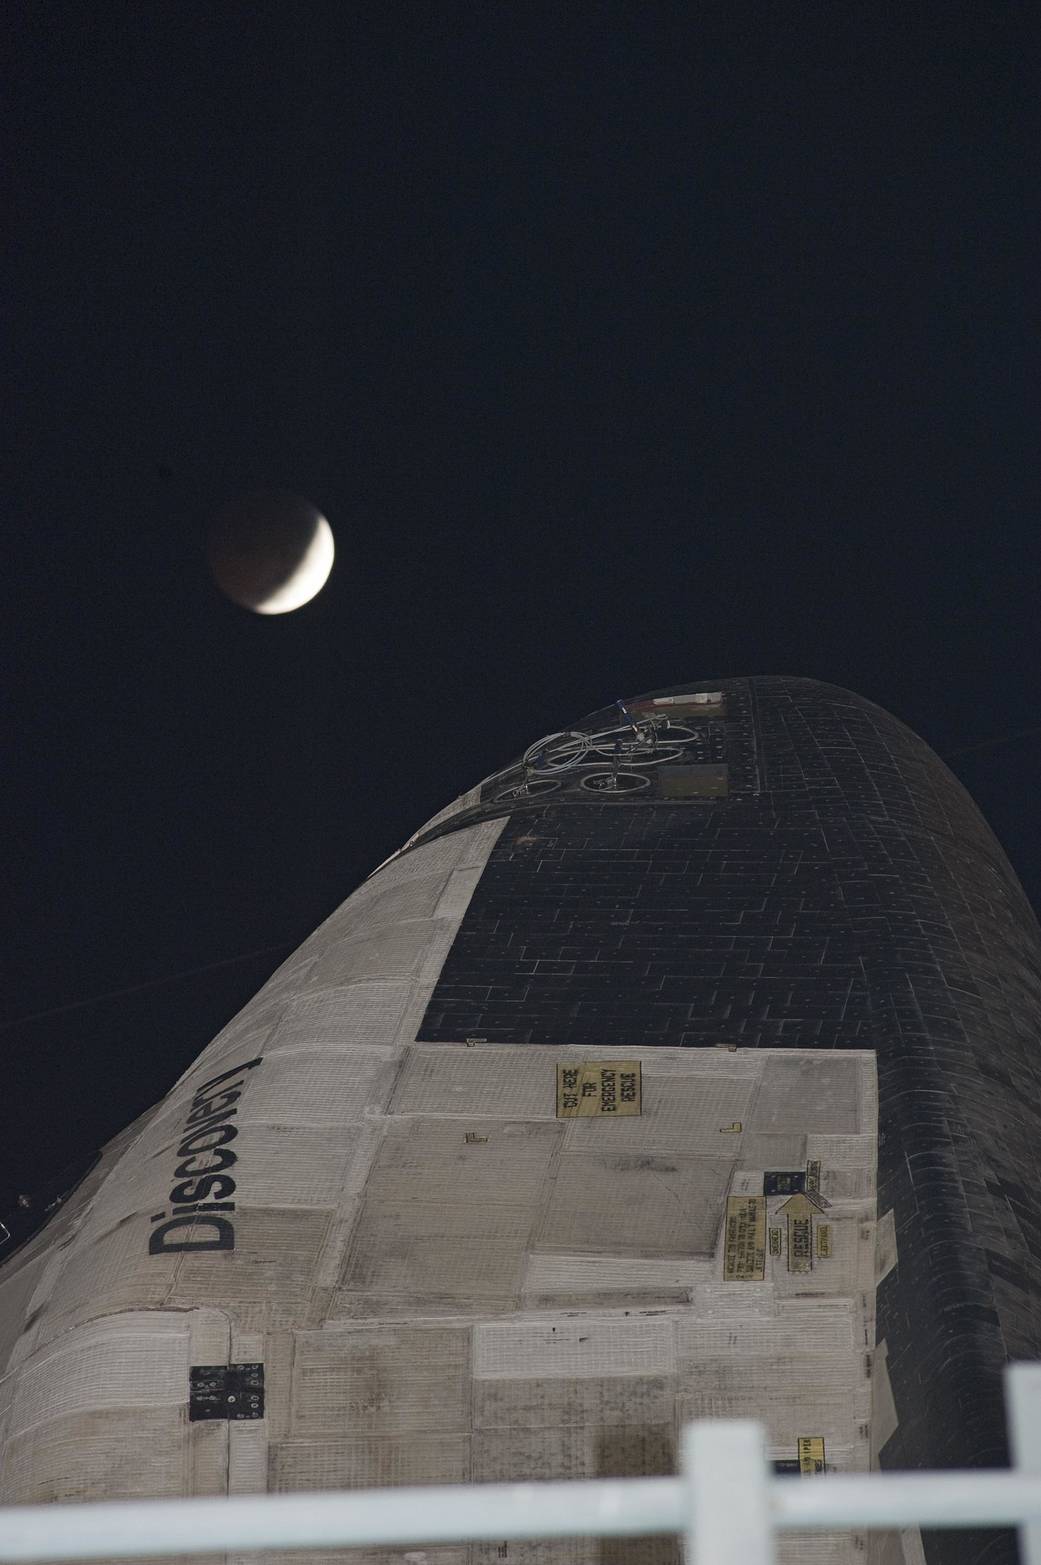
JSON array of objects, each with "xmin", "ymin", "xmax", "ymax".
[{"xmin": 4, "ymin": 5, "xmax": 1040, "ymax": 1216}]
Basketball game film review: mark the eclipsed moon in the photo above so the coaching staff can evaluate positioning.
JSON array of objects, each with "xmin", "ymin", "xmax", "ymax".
[{"xmin": 207, "ymin": 492, "xmax": 334, "ymax": 614}]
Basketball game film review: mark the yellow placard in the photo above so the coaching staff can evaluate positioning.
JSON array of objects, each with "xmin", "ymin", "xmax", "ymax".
[
  {"xmin": 556, "ymin": 1062, "xmax": 641, "ymax": 1118},
  {"xmin": 805, "ymin": 1158, "xmax": 822, "ymax": 1195},
  {"xmin": 723, "ymin": 1196, "xmax": 766, "ymax": 1281},
  {"xmin": 788, "ymin": 1216, "xmax": 813, "ymax": 1273},
  {"xmin": 816, "ymin": 1224, "xmax": 832, "ymax": 1258},
  {"xmin": 768, "ymin": 1227, "xmax": 782, "ymax": 1257},
  {"xmin": 798, "ymin": 1437, "xmax": 826, "ymax": 1476}
]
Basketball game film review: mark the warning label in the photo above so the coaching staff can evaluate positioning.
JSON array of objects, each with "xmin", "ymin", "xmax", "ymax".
[
  {"xmin": 768, "ymin": 1227, "xmax": 783, "ymax": 1257},
  {"xmin": 723, "ymin": 1195, "xmax": 766, "ymax": 1281},
  {"xmin": 798, "ymin": 1437, "xmax": 826, "ymax": 1476},
  {"xmin": 556, "ymin": 1062, "xmax": 641, "ymax": 1118},
  {"xmin": 816, "ymin": 1224, "xmax": 832, "ymax": 1258},
  {"xmin": 788, "ymin": 1216, "xmax": 813, "ymax": 1274}
]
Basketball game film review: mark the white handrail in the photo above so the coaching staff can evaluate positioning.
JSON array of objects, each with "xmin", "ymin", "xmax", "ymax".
[{"xmin": 0, "ymin": 1366, "xmax": 1039, "ymax": 1562}]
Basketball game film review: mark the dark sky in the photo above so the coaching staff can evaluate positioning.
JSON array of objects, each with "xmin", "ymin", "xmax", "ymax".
[{"xmin": 4, "ymin": 5, "xmax": 1040, "ymax": 1212}]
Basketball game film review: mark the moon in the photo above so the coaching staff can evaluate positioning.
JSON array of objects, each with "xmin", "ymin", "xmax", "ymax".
[{"xmin": 207, "ymin": 492, "xmax": 334, "ymax": 614}]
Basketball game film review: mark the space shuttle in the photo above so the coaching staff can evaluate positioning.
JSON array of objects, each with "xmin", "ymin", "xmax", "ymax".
[{"xmin": 1, "ymin": 676, "xmax": 1038, "ymax": 1565}]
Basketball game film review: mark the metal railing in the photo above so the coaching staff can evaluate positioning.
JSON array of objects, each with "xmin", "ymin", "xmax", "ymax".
[{"xmin": 2, "ymin": 1365, "xmax": 1041, "ymax": 1563}]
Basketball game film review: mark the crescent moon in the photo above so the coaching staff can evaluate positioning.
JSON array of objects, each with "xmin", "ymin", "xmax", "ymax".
[{"xmin": 254, "ymin": 516, "xmax": 335, "ymax": 615}]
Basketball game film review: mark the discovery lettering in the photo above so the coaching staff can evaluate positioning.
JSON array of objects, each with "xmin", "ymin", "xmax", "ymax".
[{"xmin": 148, "ymin": 1057, "xmax": 261, "ymax": 1255}]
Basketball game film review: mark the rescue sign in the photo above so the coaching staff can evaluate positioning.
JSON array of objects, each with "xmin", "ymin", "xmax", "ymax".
[{"xmin": 556, "ymin": 1062, "xmax": 641, "ymax": 1117}]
